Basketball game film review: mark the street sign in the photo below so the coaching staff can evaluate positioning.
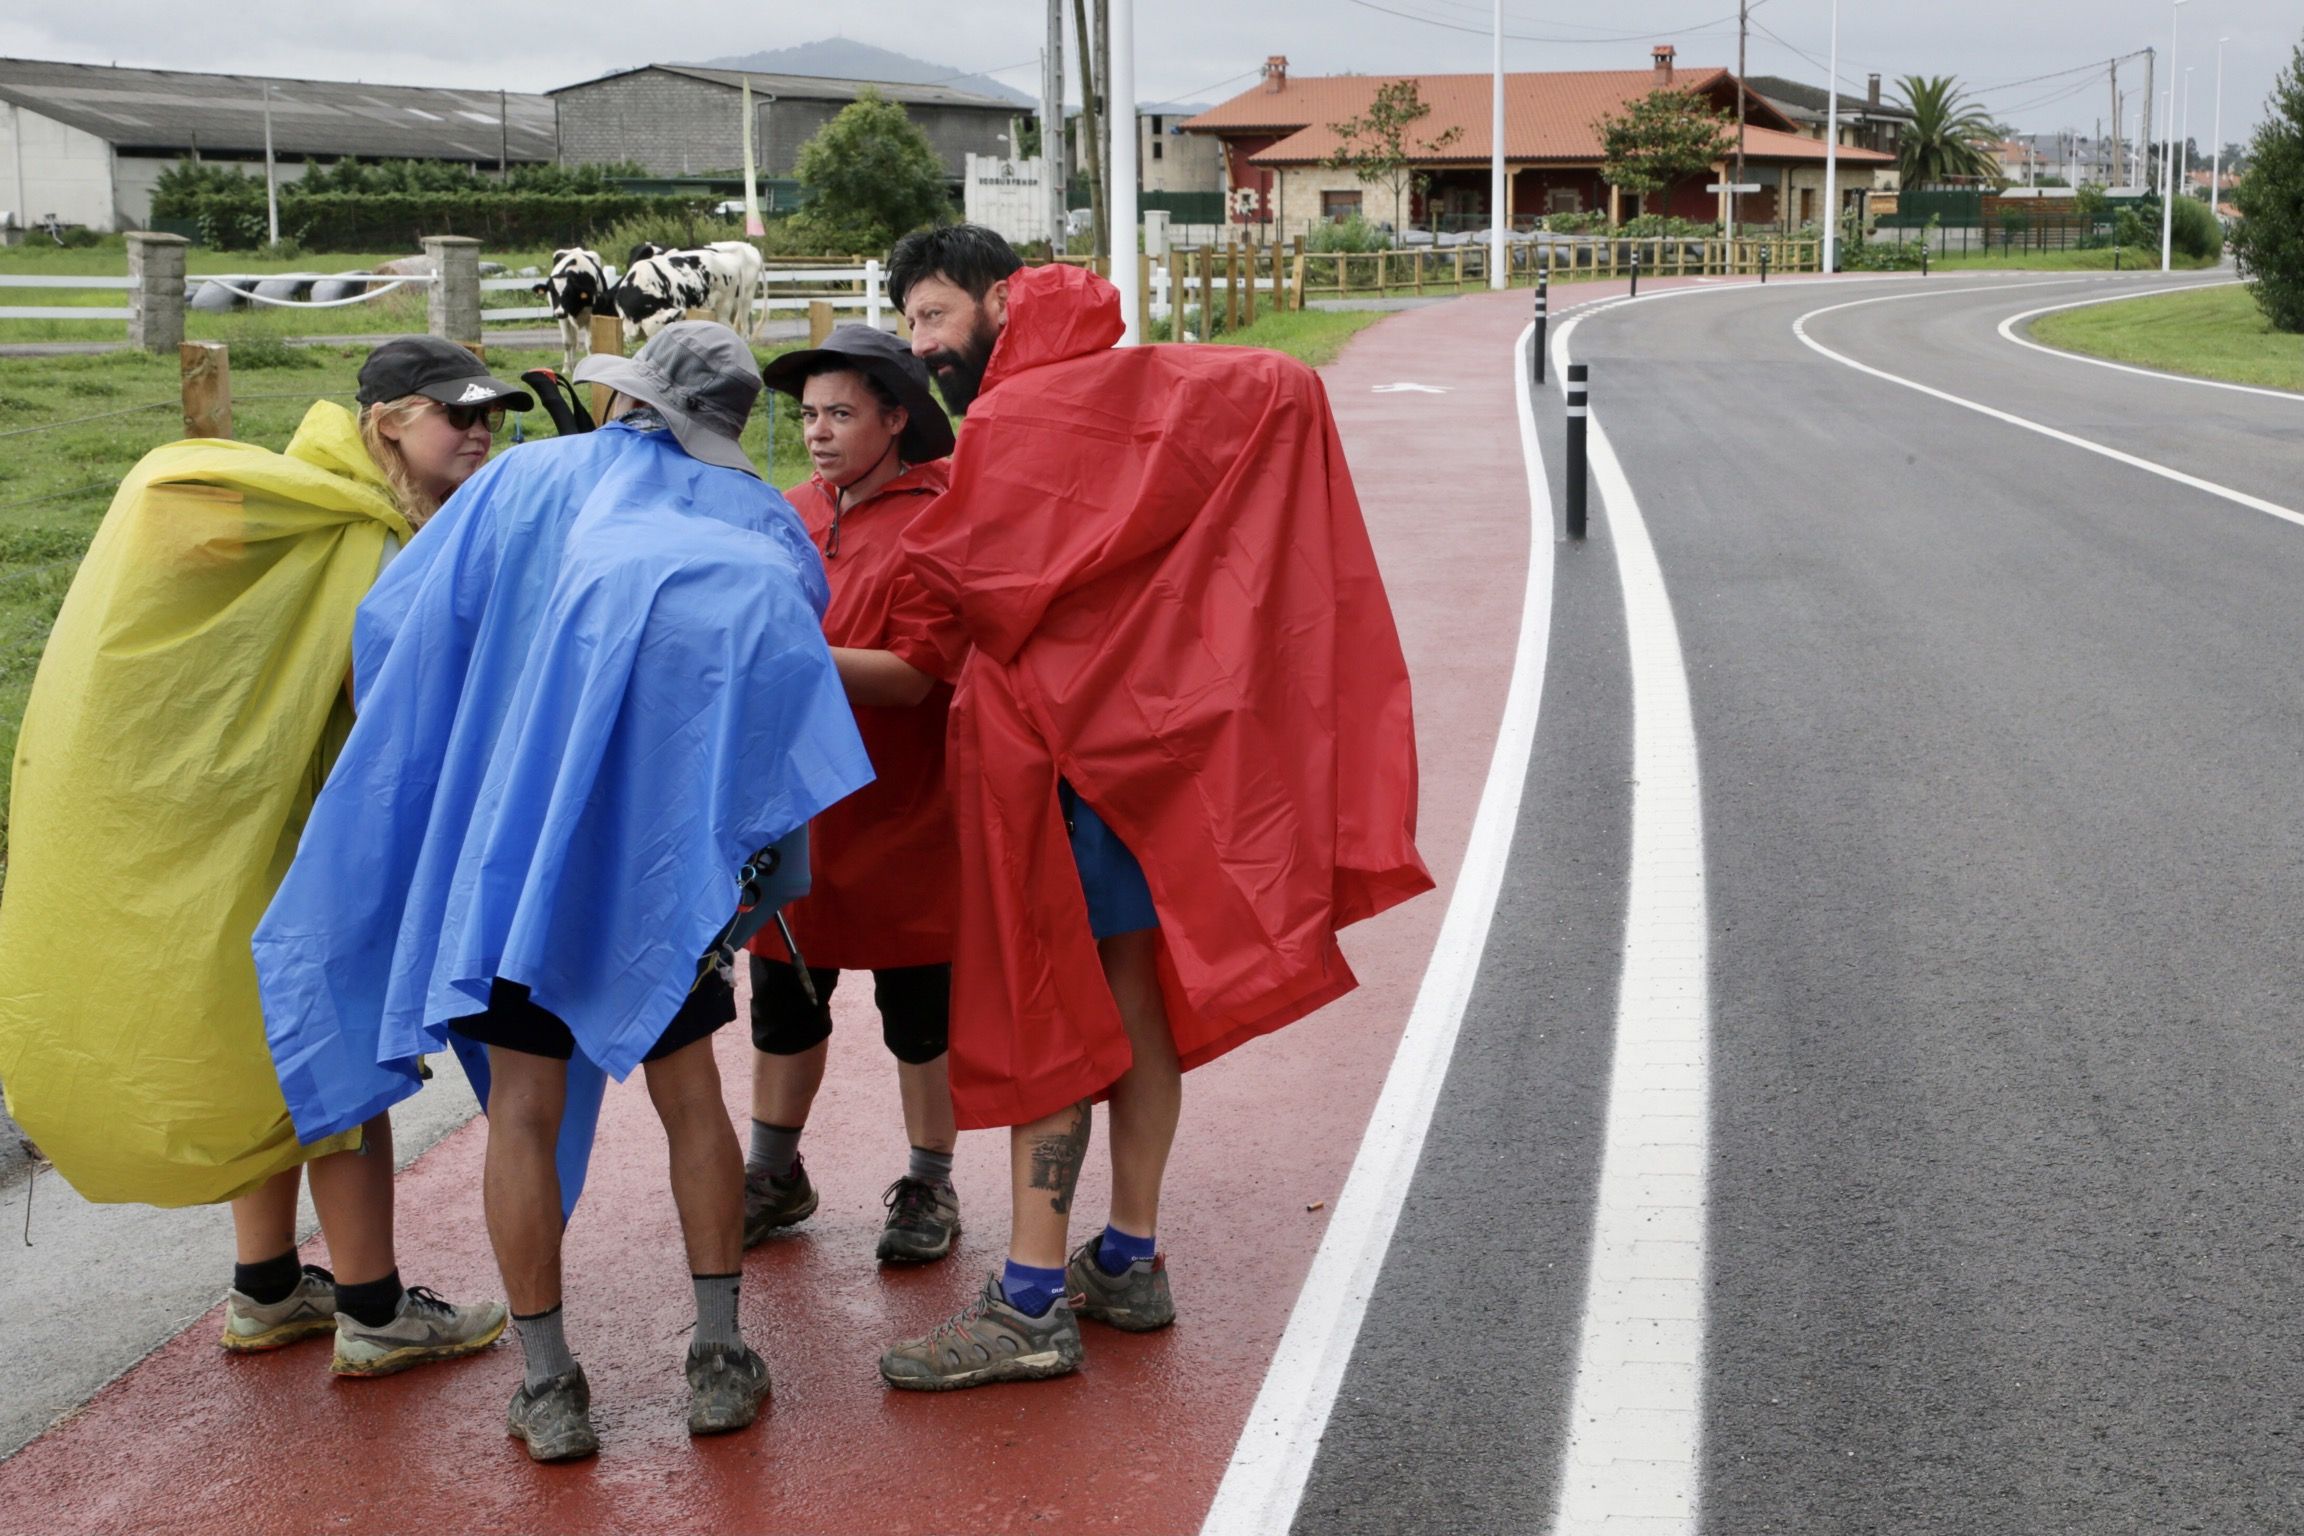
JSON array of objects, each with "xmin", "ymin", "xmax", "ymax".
[{"xmin": 1705, "ymin": 182, "xmax": 1765, "ymax": 193}]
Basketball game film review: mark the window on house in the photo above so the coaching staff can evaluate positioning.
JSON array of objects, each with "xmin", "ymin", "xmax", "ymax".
[
  {"xmin": 1323, "ymin": 189, "xmax": 1363, "ymax": 221},
  {"xmin": 1546, "ymin": 186, "xmax": 1581, "ymax": 214},
  {"xmin": 1800, "ymin": 187, "xmax": 1815, "ymax": 223},
  {"xmin": 1153, "ymin": 138, "xmax": 1163, "ymax": 161}
]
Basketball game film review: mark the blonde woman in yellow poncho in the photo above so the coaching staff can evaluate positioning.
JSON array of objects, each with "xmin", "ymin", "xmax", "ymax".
[{"xmin": 0, "ymin": 338, "xmax": 522, "ymax": 1378}]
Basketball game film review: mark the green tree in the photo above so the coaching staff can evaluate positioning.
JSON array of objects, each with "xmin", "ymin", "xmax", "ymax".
[
  {"xmin": 2231, "ymin": 35, "xmax": 2304, "ymax": 331},
  {"xmin": 1893, "ymin": 76, "xmax": 2002, "ymax": 187},
  {"xmin": 1325, "ymin": 80, "xmax": 1463, "ymax": 236},
  {"xmin": 1595, "ymin": 88, "xmax": 1733, "ymax": 225},
  {"xmin": 793, "ymin": 88, "xmax": 952, "ymax": 249}
]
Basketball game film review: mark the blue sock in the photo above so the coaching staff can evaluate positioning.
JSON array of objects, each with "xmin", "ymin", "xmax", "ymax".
[
  {"xmin": 1000, "ymin": 1259, "xmax": 1068, "ymax": 1318},
  {"xmin": 1096, "ymin": 1225, "xmax": 1157, "ymax": 1276}
]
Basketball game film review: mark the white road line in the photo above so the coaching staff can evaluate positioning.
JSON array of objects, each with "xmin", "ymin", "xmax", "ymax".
[
  {"xmin": 1198, "ymin": 322, "xmax": 1557, "ymax": 1536},
  {"xmin": 1541, "ymin": 313, "xmax": 1712, "ymax": 1536},
  {"xmin": 1995, "ymin": 281, "xmax": 2304, "ymax": 402},
  {"xmin": 1795, "ymin": 292, "xmax": 2304, "ymax": 531}
]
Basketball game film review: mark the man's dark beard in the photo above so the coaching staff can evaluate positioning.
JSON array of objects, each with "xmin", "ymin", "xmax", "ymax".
[{"xmin": 921, "ymin": 311, "xmax": 1000, "ymax": 415}]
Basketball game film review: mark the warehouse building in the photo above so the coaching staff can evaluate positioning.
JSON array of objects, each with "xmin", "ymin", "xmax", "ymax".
[
  {"xmin": 548, "ymin": 65, "xmax": 1020, "ymax": 182},
  {"xmin": 0, "ymin": 57, "xmax": 555, "ymax": 234}
]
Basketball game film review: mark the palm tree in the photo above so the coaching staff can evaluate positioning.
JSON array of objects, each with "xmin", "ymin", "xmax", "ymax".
[{"xmin": 1894, "ymin": 75, "xmax": 2002, "ymax": 187}]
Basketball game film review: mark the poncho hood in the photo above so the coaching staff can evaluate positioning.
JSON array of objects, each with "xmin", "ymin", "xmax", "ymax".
[{"xmin": 979, "ymin": 262, "xmax": 1125, "ymax": 400}]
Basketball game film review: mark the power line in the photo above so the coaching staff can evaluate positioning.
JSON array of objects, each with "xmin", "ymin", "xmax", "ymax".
[{"xmin": 1342, "ymin": 0, "xmax": 1738, "ymax": 47}]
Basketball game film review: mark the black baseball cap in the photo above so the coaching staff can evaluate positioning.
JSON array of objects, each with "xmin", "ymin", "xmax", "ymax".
[{"xmin": 356, "ymin": 335, "xmax": 535, "ymax": 412}]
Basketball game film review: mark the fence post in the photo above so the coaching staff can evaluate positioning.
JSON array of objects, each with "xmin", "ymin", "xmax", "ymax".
[
  {"xmin": 1243, "ymin": 241, "xmax": 1258, "ymax": 325},
  {"xmin": 180, "ymin": 341, "xmax": 230, "ymax": 439},
  {"xmin": 807, "ymin": 300, "xmax": 834, "ymax": 346},
  {"xmin": 865, "ymin": 258, "xmax": 883, "ymax": 330},
  {"xmin": 1137, "ymin": 251, "xmax": 1153, "ymax": 337},
  {"xmin": 587, "ymin": 313, "xmax": 622, "ymax": 420},
  {"xmin": 1291, "ymin": 252, "xmax": 1307, "ymax": 308},
  {"xmin": 1200, "ymin": 246, "xmax": 1215, "ymax": 335},
  {"xmin": 422, "ymin": 235, "xmax": 482, "ymax": 343},
  {"xmin": 126, "ymin": 231, "xmax": 188, "ymax": 354},
  {"xmin": 1564, "ymin": 363, "xmax": 1588, "ymax": 541},
  {"xmin": 1272, "ymin": 241, "xmax": 1287, "ymax": 313}
]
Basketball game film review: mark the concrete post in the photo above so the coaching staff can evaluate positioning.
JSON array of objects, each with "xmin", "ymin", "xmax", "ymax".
[
  {"xmin": 421, "ymin": 235, "xmax": 482, "ymax": 343},
  {"xmin": 126, "ymin": 231, "xmax": 189, "ymax": 353}
]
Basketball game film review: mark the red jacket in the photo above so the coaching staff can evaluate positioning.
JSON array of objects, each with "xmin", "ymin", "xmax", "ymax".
[
  {"xmin": 903, "ymin": 263, "xmax": 1431, "ymax": 1129},
  {"xmin": 751, "ymin": 461, "xmax": 965, "ymax": 970}
]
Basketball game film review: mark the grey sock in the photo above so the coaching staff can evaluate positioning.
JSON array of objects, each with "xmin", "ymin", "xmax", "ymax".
[
  {"xmin": 747, "ymin": 1119, "xmax": 802, "ymax": 1179},
  {"xmin": 514, "ymin": 1305, "xmax": 576, "ymax": 1392},
  {"xmin": 693, "ymin": 1272, "xmax": 741, "ymax": 1354},
  {"xmin": 907, "ymin": 1144, "xmax": 955, "ymax": 1186}
]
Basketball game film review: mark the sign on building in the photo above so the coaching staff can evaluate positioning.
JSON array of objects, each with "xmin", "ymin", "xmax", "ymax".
[{"xmin": 964, "ymin": 155, "xmax": 1051, "ymax": 245}]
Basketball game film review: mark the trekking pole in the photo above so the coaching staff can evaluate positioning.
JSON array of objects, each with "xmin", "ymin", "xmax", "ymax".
[
  {"xmin": 1533, "ymin": 267, "xmax": 1549, "ymax": 386},
  {"xmin": 1565, "ymin": 363, "xmax": 1588, "ymax": 541}
]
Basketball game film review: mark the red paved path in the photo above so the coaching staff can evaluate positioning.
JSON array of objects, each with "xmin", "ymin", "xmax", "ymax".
[{"xmin": 0, "ymin": 284, "xmax": 1636, "ymax": 1535}]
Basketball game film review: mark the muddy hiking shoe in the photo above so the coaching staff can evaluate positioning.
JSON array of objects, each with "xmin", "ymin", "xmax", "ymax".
[
  {"xmin": 330, "ymin": 1285, "xmax": 508, "ymax": 1378},
  {"xmin": 876, "ymin": 1176, "xmax": 961, "ymax": 1264},
  {"xmin": 508, "ymin": 1366, "xmax": 599, "ymax": 1462},
  {"xmin": 742, "ymin": 1156, "xmax": 819, "ymax": 1247},
  {"xmin": 1066, "ymin": 1240, "xmax": 1177, "ymax": 1332},
  {"xmin": 878, "ymin": 1272, "xmax": 1084, "ymax": 1391},
  {"xmin": 686, "ymin": 1342, "xmax": 772, "ymax": 1435},
  {"xmin": 221, "ymin": 1265, "xmax": 338, "ymax": 1353}
]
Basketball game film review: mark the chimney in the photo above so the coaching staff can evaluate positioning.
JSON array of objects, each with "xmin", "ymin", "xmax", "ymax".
[
  {"xmin": 1263, "ymin": 55, "xmax": 1289, "ymax": 94},
  {"xmin": 1652, "ymin": 45, "xmax": 1676, "ymax": 85},
  {"xmin": 1866, "ymin": 73, "xmax": 1880, "ymax": 110}
]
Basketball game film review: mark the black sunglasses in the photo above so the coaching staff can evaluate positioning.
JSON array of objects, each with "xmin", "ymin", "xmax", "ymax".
[{"xmin": 438, "ymin": 400, "xmax": 507, "ymax": 433}]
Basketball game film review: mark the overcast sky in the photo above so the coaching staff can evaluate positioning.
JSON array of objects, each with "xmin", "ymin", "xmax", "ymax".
[{"xmin": 3, "ymin": 0, "xmax": 2292, "ymax": 149}]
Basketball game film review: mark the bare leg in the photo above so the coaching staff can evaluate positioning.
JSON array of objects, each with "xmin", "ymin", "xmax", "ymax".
[
  {"xmin": 305, "ymin": 1113, "xmax": 397, "ymax": 1286},
  {"xmin": 897, "ymin": 1054, "xmax": 958, "ymax": 1156},
  {"xmin": 1100, "ymin": 929, "xmax": 1181, "ymax": 1238},
  {"xmin": 1009, "ymin": 1099, "xmax": 1092, "ymax": 1269},
  {"xmin": 481, "ymin": 1047, "xmax": 568, "ymax": 1315},
  {"xmin": 645, "ymin": 1036, "xmax": 744, "ymax": 1277},
  {"xmin": 230, "ymin": 1167, "xmax": 302, "ymax": 1265},
  {"xmin": 749, "ymin": 1039, "xmax": 828, "ymax": 1129}
]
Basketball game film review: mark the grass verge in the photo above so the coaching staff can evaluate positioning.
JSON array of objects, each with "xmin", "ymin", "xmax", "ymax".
[
  {"xmin": 1920, "ymin": 246, "xmax": 2221, "ymax": 273},
  {"xmin": 2027, "ymin": 282, "xmax": 2303, "ymax": 393}
]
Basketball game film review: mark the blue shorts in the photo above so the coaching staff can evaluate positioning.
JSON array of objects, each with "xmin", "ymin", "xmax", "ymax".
[{"xmin": 1060, "ymin": 781, "xmax": 1158, "ymax": 940}]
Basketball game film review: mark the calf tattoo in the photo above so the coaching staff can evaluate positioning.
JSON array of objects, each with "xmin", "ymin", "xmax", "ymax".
[{"xmin": 1027, "ymin": 1103, "xmax": 1093, "ymax": 1215}]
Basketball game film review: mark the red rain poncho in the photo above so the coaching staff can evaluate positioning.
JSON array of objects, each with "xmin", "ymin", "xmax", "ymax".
[
  {"xmin": 903, "ymin": 263, "xmax": 1432, "ymax": 1129},
  {"xmin": 750, "ymin": 462, "xmax": 965, "ymax": 970}
]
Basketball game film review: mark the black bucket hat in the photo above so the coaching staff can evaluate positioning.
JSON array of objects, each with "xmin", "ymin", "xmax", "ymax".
[
  {"xmin": 760, "ymin": 324, "xmax": 955, "ymax": 464},
  {"xmin": 357, "ymin": 335, "xmax": 534, "ymax": 413}
]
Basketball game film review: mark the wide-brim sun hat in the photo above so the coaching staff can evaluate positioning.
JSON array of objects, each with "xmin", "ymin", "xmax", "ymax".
[
  {"xmin": 760, "ymin": 323, "xmax": 955, "ymax": 464},
  {"xmin": 573, "ymin": 321, "xmax": 762, "ymax": 476}
]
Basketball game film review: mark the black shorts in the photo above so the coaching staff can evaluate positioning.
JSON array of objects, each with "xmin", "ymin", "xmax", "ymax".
[
  {"xmin": 450, "ymin": 966, "xmax": 737, "ymax": 1063},
  {"xmin": 748, "ymin": 954, "xmax": 950, "ymax": 1065}
]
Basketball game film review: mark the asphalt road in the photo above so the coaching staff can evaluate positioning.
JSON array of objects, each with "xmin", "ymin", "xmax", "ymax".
[{"xmin": 1298, "ymin": 271, "xmax": 2304, "ymax": 1533}]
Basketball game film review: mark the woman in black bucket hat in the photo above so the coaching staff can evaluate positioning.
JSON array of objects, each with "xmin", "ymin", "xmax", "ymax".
[{"xmin": 740, "ymin": 324, "xmax": 972, "ymax": 1270}]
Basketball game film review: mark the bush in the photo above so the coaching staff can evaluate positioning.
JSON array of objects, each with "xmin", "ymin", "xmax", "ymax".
[
  {"xmin": 1837, "ymin": 237, "xmax": 1929, "ymax": 271},
  {"xmin": 1616, "ymin": 213, "xmax": 1719, "ymax": 238},
  {"xmin": 2169, "ymin": 194, "xmax": 2223, "ymax": 261},
  {"xmin": 1542, "ymin": 211, "xmax": 1608, "ymax": 235},
  {"xmin": 1306, "ymin": 213, "xmax": 1389, "ymax": 253}
]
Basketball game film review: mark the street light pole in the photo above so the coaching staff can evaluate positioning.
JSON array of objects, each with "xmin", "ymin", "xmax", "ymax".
[
  {"xmin": 2159, "ymin": 0, "xmax": 2188, "ymax": 273},
  {"xmin": 1489, "ymin": 0, "xmax": 1506, "ymax": 289},
  {"xmin": 1110, "ymin": 0, "xmax": 1139, "ymax": 342},
  {"xmin": 2209, "ymin": 37, "xmax": 2228, "ymax": 227},
  {"xmin": 1822, "ymin": 0, "xmax": 1840, "ymax": 273}
]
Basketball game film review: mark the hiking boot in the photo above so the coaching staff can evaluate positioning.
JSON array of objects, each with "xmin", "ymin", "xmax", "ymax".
[
  {"xmin": 878, "ymin": 1272, "xmax": 1083, "ymax": 1392},
  {"xmin": 507, "ymin": 1367, "xmax": 599, "ymax": 1462},
  {"xmin": 686, "ymin": 1342, "xmax": 772, "ymax": 1435},
  {"xmin": 742, "ymin": 1156, "xmax": 819, "ymax": 1247},
  {"xmin": 331, "ymin": 1285, "xmax": 509, "ymax": 1377},
  {"xmin": 1066, "ymin": 1239, "xmax": 1176, "ymax": 1332},
  {"xmin": 876, "ymin": 1176, "xmax": 961, "ymax": 1264},
  {"xmin": 221, "ymin": 1265, "xmax": 337, "ymax": 1353}
]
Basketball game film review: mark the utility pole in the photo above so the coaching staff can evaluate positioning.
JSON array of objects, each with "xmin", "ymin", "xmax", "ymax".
[
  {"xmin": 1732, "ymin": 0, "xmax": 1748, "ymax": 235},
  {"xmin": 2109, "ymin": 58, "xmax": 2123, "ymax": 182},
  {"xmin": 262, "ymin": 81, "xmax": 278, "ymax": 248},
  {"xmin": 1041, "ymin": 17, "xmax": 1066, "ymax": 253},
  {"xmin": 2209, "ymin": 36, "xmax": 2228, "ymax": 222},
  {"xmin": 497, "ymin": 88, "xmax": 509, "ymax": 181},
  {"xmin": 1094, "ymin": 0, "xmax": 1113, "ymax": 254},
  {"xmin": 1070, "ymin": 0, "xmax": 1107, "ymax": 256},
  {"xmin": 2141, "ymin": 46, "xmax": 2154, "ymax": 196}
]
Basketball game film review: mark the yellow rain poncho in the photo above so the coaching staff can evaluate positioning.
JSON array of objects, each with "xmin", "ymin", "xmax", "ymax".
[{"xmin": 0, "ymin": 401, "xmax": 411, "ymax": 1205}]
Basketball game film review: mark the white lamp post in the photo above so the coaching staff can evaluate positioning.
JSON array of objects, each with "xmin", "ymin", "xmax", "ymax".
[
  {"xmin": 1822, "ymin": 0, "xmax": 1840, "ymax": 273},
  {"xmin": 1489, "ymin": 0, "xmax": 1506, "ymax": 289},
  {"xmin": 1111, "ymin": 0, "xmax": 1140, "ymax": 342},
  {"xmin": 2209, "ymin": 37, "xmax": 2228, "ymax": 228},
  {"xmin": 2159, "ymin": 0, "xmax": 2189, "ymax": 273}
]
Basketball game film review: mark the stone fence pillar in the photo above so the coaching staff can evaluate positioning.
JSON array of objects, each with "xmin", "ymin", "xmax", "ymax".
[
  {"xmin": 126, "ymin": 231, "xmax": 188, "ymax": 353},
  {"xmin": 421, "ymin": 235, "xmax": 481, "ymax": 344}
]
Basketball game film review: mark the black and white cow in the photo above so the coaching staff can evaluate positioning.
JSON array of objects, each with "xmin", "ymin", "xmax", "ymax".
[
  {"xmin": 607, "ymin": 241, "xmax": 763, "ymax": 346},
  {"xmin": 531, "ymin": 246, "xmax": 606, "ymax": 374}
]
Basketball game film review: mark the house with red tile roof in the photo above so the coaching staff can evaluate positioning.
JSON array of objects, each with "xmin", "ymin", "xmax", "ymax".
[{"xmin": 1182, "ymin": 49, "xmax": 1897, "ymax": 240}]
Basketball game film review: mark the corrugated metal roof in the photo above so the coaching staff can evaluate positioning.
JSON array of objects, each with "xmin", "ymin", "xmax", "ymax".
[
  {"xmin": 1746, "ymin": 75, "xmax": 1914, "ymax": 123},
  {"xmin": 0, "ymin": 57, "xmax": 555, "ymax": 161},
  {"xmin": 550, "ymin": 63, "xmax": 1018, "ymax": 113},
  {"xmin": 1188, "ymin": 67, "xmax": 1889, "ymax": 167}
]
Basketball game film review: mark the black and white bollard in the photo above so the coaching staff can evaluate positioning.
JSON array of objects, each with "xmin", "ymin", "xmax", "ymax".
[
  {"xmin": 1760, "ymin": 244, "xmax": 1770, "ymax": 284},
  {"xmin": 1629, "ymin": 244, "xmax": 1641, "ymax": 298},
  {"xmin": 1565, "ymin": 363, "xmax": 1589, "ymax": 541},
  {"xmin": 1921, "ymin": 243, "xmax": 1930, "ymax": 277},
  {"xmin": 1534, "ymin": 269, "xmax": 1550, "ymax": 385}
]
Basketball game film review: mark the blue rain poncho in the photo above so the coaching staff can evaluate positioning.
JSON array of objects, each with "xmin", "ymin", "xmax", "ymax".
[{"xmin": 253, "ymin": 420, "xmax": 872, "ymax": 1150}]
